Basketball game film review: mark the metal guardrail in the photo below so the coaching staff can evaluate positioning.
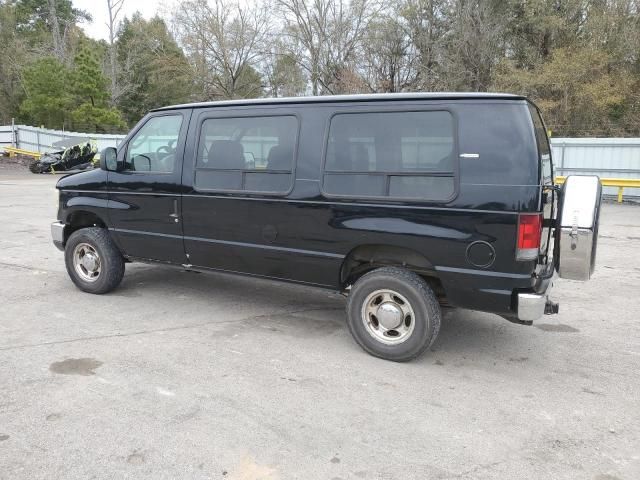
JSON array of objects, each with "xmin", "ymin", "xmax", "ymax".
[
  {"xmin": 2, "ymin": 146, "xmax": 41, "ymax": 159},
  {"xmin": 556, "ymin": 176, "xmax": 640, "ymax": 203}
]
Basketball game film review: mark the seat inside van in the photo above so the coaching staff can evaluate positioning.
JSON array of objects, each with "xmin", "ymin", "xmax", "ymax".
[{"xmin": 207, "ymin": 140, "xmax": 245, "ymax": 169}]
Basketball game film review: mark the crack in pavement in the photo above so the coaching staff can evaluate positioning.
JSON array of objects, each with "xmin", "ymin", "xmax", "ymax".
[
  {"xmin": 0, "ymin": 260, "xmax": 56, "ymax": 273},
  {"xmin": 0, "ymin": 306, "xmax": 344, "ymax": 352}
]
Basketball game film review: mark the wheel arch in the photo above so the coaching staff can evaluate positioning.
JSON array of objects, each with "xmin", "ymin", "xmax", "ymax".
[
  {"xmin": 64, "ymin": 210, "xmax": 108, "ymax": 243},
  {"xmin": 339, "ymin": 244, "xmax": 447, "ymax": 302}
]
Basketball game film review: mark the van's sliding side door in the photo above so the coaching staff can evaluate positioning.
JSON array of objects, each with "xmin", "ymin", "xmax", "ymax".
[{"xmin": 180, "ymin": 107, "xmax": 324, "ymax": 283}]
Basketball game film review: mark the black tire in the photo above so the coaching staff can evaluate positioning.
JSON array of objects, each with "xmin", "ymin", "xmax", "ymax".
[
  {"xmin": 28, "ymin": 161, "xmax": 45, "ymax": 174},
  {"xmin": 346, "ymin": 267, "xmax": 441, "ymax": 362},
  {"xmin": 64, "ymin": 227, "xmax": 125, "ymax": 294}
]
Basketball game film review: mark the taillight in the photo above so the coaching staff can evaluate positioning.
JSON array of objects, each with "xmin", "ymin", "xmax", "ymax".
[{"xmin": 516, "ymin": 213, "xmax": 542, "ymax": 261}]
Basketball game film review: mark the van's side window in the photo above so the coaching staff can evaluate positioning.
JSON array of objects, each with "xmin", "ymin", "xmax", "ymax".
[
  {"xmin": 126, "ymin": 115, "xmax": 183, "ymax": 173},
  {"xmin": 322, "ymin": 111, "xmax": 455, "ymax": 200},
  {"xmin": 195, "ymin": 116, "xmax": 297, "ymax": 194}
]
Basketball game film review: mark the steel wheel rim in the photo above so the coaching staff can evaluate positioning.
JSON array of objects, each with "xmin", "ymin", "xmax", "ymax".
[
  {"xmin": 361, "ymin": 289, "xmax": 416, "ymax": 345},
  {"xmin": 73, "ymin": 243, "xmax": 101, "ymax": 282}
]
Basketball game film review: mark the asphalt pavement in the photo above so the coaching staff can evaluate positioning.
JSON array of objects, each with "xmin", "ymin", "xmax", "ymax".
[{"xmin": 0, "ymin": 171, "xmax": 639, "ymax": 480}]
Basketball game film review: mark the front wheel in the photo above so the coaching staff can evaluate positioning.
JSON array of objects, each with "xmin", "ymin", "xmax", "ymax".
[
  {"xmin": 28, "ymin": 161, "xmax": 46, "ymax": 174},
  {"xmin": 64, "ymin": 227, "xmax": 125, "ymax": 294},
  {"xmin": 346, "ymin": 267, "xmax": 441, "ymax": 362}
]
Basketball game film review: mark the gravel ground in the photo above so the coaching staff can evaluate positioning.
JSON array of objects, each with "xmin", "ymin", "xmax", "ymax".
[
  {"xmin": 0, "ymin": 155, "xmax": 32, "ymax": 172},
  {"xmin": 0, "ymin": 171, "xmax": 639, "ymax": 480}
]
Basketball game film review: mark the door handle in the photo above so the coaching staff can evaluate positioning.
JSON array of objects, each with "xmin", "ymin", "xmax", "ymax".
[{"xmin": 169, "ymin": 199, "xmax": 179, "ymax": 222}]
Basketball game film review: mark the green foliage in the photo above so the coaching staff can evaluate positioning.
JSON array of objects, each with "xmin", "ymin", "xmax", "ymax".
[
  {"xmin": 17, "ymin": 46, "xmax": 125, "ymax": 132},
  {"xmin": 70, "ymin": 102, "xmax": 125, "ymax": 132},
  {"xmin": 69, "ymin": 46, "xmax": 125, "ymax": 132},
  {"xmin": 495, "ymin": 48, "xmax": 633, "ymax": 136},
  {"xmin": 231, "ymin": 64, "xmax": 264, "ymax": 99},
  {"xmin": 19, "ymin": 57, "xmax": 72, "ymax": 128},
  {"xmin": 116, "ymin": 15, "xmax": 194, "ymax": 125},
  {"xmin": 3, "ymin": 0, "xmax": 640, "ymax": 136},
  {"xmin": 13, "ymin": 0, "xmax": 88, "ymax": 29},
  {"xmin": 269, "ymin": 55, "xmax": 307, "ymax": 97},
  {"xmin": 71, "ymin": 47, "xmax": 109, "ymax": 106},
  {"xmin": 495, "ymin": 0, "xmax": 640, "ymax": 135},
  {"xmin": 0, "ymin": 2, "xmax": 26, "ymax": 122},
  {"xmin": 12, "ymin": 0, "xmax": 90, "ymax": 51}
]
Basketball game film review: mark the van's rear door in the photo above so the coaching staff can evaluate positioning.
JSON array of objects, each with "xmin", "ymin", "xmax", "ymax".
[{"xmin": 528, "ymin": 104, "xmax": 555, "ymax": 265}]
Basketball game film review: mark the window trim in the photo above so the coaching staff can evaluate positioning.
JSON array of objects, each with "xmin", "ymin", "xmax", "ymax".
[
  {"xmin": 192, "ymin": 113, "xmax": 300, "ymax": 196},
  {"xmin": 123, "ymin": 112, "xmax": 186, "ymax": 176},
  {"xmin": 319, "ymin": 108, "xmax": 460, "ymax": 203}
]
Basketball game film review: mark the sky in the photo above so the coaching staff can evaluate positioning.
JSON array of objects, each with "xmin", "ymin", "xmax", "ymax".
[{"xmin": 72, "ymin": 0, "xmax": 178, "ymax": 41}]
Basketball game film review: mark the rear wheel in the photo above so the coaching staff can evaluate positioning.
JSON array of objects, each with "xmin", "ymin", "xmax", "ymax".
[
  {"xmin": 346, "ymin": 267, "xmax": 441, "ymax": 362},
  {"xmin": 64, "ymin": 227, "xmax": 125, "ymax": 294}
]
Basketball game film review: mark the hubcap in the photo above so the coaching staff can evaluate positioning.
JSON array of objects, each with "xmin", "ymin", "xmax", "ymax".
[
  {"xmin": 73, "ymin": 243, "xmax": 101, "ymax": 282},
  {"xmin": 361, "ymin": 289, "xmax": 415, "ymax": 345},
  {"xmin": 377, "ymin": 302, "xmax": 403, "ymax": 329}
]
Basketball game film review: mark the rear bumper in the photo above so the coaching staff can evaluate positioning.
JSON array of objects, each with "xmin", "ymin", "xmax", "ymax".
[
  {"xmin": 436, "ymin": 261, "xmax": 556, "ymax": 323},
  {"xmin": 516, "ymin": 261, "xmax": 556, "ymax": 322},
  {"xmin": 517, "ymin": 292, "xmax": 548, "ymax": 322},
  {"xmin": 51, "ymin": 221, "xmax": 65, "ymax": 251}
]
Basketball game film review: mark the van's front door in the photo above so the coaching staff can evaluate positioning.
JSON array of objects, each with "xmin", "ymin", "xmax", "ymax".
[{"xmin": 108, "ymin": 111, "xmax": 190, "ymax": 264}]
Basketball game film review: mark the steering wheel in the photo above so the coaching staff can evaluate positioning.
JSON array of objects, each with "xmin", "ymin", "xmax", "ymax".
[
  {"xmin": 155, "ymin": 142, "xmax": 175, "ymax": 172},
  {"xmin": 153, "ymin": 140, "xmax": 176, "ymax": 172},
  {"xmin": 156, "ymin": 145, "xmax": 173, "ymax": 157}
]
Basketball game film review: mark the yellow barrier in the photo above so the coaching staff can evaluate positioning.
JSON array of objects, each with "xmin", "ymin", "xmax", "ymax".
[
  {"xmin": 555, "ymin": 176, "xmax": 640, "ymax": 203},
  {"xmin": 2, "ymin": 146, "xmax": 42, "ymax": 159}
]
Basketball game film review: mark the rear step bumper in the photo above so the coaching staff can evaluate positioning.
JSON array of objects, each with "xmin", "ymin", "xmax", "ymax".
[{"xmin": 517, "ymin": 292, "xmax": 559, "ymax": 323}]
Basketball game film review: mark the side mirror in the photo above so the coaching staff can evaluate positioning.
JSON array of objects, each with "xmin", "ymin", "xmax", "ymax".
[{"xmin": 100, "ymin": 147, "xmax": 118, "ymax": 171}]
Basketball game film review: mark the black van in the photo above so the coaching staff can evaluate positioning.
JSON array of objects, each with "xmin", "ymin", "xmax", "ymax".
[{"xmin": 51, "ymin": 93, "xmax": 601, "ymax": 361}]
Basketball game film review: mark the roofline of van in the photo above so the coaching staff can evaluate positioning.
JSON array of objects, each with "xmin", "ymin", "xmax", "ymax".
[{"xmin": 152, "ymin": 92, "xmax": 528, "ymax": 112}]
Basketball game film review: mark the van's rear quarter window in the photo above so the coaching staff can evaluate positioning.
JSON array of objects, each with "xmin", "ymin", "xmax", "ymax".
[{"xmin": 321, "ymin": 110, "xmax": 457, "ymax": 201}]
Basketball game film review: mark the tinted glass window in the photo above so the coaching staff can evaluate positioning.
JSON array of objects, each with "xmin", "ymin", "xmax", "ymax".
[
  {"xmin": 529, "ymin": 105, "xmax": 552, "ymax": 182},
  {"xmin": 126, "ymin": 115, "xmax": 183, "ymax": 173},
  {"xmin": 456, "ymin": 103, "xmax": 539, "ymax": 186},
  {"xmin": 323, "ymin": 111, "xmax": 455, "ymax": 200},
  {"xmin": 195, "ymin": 116, "xmax": 297, "ymax": 193}
]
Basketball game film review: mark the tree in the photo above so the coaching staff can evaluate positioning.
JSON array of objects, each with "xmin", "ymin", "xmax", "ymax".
[
  {"xmin": 400, "ymin": 0, "xmax": 448, "ymax": 90},
  {"xmin": 46, "ymin": 0, "xmax": 63, "ymax": 60},
  {"xmin": 69, "ymin": 45, "xmax": 125, "ymax": 132},
  {"xmin": 495, "ymin": 0, "xmax": 640, "ymax": 135},
  {"xmin": 173, "ymin": 0, "xmax": 268, "ymax": 99},
  {"xmin": 497, "ymin": 0, "xmax": 578, "ymax": 73},
  {"xmin": 266, "ymin": 53, "xmax": 307, "ymax": 97},
  {"xmin": 116, "ymin": 14, "xmax": 195, "ymax": 124},
  {"xmin": 361, "ymin": 10, "xmax": 419, "ymax": 92},
  {"xmin": 18, "ymin": 57, "xmax": 72, "ymax": 128},
  {"xmin": 3, "ymin": 0, "xmax": 640, "ymax": 136},
  {"xmin": 13, "ymin": 0, "xmax": 91, "ymax": 62},
  {"xmin": 276, "ymin": 0, "xmax": 376, "ymax": 95},
  {"xmin": 0, "ymin": 2, "xmax": 28, "ymax": 122},
  {"xmin": 439, "ymin": 0, "xmax": 506, "ymax": 91},
  {"xmin": 106, "ymin": 0, "xmax": 125, "ymax": 104},
  {"xmin": 495, "ymin": 47, "xmax": 630, "ymax": 136}
]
